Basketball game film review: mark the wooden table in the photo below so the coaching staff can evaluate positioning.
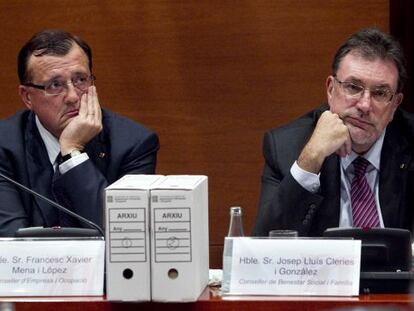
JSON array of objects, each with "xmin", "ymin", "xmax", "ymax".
[{"xmin": 1, "ymin": 287, "xmax": 412, "ymax": 311}]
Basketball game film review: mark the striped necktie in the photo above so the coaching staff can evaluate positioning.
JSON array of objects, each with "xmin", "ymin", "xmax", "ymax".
[{"xmin": 351, "ymin": 157, "xmax": 380, "ymax": 228}]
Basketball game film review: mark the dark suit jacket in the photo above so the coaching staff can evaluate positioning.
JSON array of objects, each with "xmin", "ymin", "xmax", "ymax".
[
  {"xmin": 0, "ymin": 109, "xmax": 159, "ymax": 236},
  {"xmin": 253, "ymin": 105, "xmax": 414, "ymax": 237}
]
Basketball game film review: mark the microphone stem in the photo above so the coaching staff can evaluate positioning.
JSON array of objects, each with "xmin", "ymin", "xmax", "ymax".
[{"xmin": 0, "ymin": 171, "xmax": 104, "ymax": 236}]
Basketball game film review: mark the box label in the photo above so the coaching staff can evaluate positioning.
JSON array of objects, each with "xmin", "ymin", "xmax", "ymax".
[
  {"xmin": 153, "ymin": 208, "xmax": 192, "ymax": 262},
  {"xmin": 109, "ymin": 208, "xmax": 147, "ymax": 263}
]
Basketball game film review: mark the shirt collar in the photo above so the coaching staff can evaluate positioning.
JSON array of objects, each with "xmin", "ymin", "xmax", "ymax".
[
  {"xmin": 35, "ymin": 116, "xmax": 60, "ymax": 165},
  {"xmin": 341, "ymin": 129, "xmax": 386, "ymax": 171}
]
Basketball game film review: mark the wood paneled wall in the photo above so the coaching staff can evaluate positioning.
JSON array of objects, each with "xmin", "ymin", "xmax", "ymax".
[{"xmin": 0, "ymin": 1, "xmax": 388, "ymax": 267}]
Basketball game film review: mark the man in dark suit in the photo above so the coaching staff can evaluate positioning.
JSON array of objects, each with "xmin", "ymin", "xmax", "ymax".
[
  {"xmin": 0, "ymin": 30, "xmax": 159, "ymax": 236},
  {"xmin": 253, "ymin": 28, "xmax": 414, "ymax": 237}
]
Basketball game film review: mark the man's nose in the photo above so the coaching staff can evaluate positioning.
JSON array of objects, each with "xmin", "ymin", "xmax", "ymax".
[
  {"xmin": 64, "ymin": 81, "xmax": 81, "ymax": 101},
  {"xmin": 356, "ymin": 89, "xmax": 373, "ymax": 112}
]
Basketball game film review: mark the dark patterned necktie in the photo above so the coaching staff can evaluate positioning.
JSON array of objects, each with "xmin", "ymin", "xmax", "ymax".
[
  {"xmin": 351, "ymin": 157, "xmax": 380, "ymax": 228},
  {"xmin": 52, "ymin": 157, "xmax": 77, "ymax": 227}
]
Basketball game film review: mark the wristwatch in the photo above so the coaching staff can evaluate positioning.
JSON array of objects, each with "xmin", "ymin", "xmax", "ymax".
[{"xmin": 60, "ymin": 149, "xmax": 83, "ymax": 163}]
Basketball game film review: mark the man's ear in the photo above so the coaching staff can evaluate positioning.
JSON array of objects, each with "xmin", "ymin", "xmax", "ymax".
[
  {"xmin": 388, "ymin": 93, "xmax": 404, "ymax": 123},
  {"xmin": 393, "ymin": 92, "xmax": 404, "ymax": 108},
  {"xmin": 326, "ymin": 76, "xmax": 335, "ymax": 104},
  {"xmin": 19, "ymin": 85, "xmax": 32, "ymax": 109}
]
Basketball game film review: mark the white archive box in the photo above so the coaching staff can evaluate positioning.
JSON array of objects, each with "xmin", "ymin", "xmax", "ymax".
[
  {"xmin": 104, "ymin": 174, "xmax": 165, "ymax": 301},
  {"xmin": 150, "ymin": 175, "xmax": 209, "ymax": 302}
]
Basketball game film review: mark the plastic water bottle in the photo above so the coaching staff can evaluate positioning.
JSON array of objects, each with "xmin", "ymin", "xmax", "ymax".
[{"xmin": 222, "ymin": 206, "xmax": 244, "ymax": 293}]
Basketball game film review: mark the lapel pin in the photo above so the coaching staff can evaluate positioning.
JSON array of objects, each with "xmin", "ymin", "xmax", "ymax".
[
  {"xmin": 98, "ymin": 152, "xmax": 106, "ymax": 159},
  {"xmin": 400, "ymin": 163, "xmax": 406, "ymax": 169}
]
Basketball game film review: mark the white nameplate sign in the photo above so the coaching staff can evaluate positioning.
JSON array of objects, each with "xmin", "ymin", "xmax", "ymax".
[
  {"xmin": 225, "ymin": 238, "xmax": 361, "ymax": 296},
  {"xmin": 0, "ymin": 238, "xmax": 105, "ymax": 296}
]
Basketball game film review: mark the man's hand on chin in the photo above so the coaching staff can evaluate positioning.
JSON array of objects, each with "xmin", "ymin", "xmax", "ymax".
[
  {"xmin": 297, "ymin": 110, "xmax": 352, "ymax": 174},
  {"xmin": 59, "ymin": 86, "xmax": 103, "ymax": 154}
]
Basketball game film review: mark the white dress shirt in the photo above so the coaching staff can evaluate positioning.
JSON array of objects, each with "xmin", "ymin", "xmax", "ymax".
[
  {"xmin": 35, "ymin": 116, "xmax": 89, "ymax": 174},
  {"xmin": 290, "ymin": 130, "xmax": 386, "ymax": 227}
]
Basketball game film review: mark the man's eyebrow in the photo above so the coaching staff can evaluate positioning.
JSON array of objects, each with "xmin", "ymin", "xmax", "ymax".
[
  {"xmin": 42, "ymin": 74, "xmax": 63, "ymax": 82},
  {"xmin": 344, "ymin": 76, "xmax": 363, "ymax": 84},
  {"xmin": 72, "ymin": 71, "xmax": 90, "ymax": 76},
  {"xmin": 42, "ymin": 71, "xmax": 88, "ymax": 82},
  {"xmin": 373, "ymin": 83, "xmax": 393, "ymax": 90}
]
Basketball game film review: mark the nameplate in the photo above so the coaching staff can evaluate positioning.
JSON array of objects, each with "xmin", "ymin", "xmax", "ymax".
[
  {"xmin": 0, "ymin": 238, "xmax": 104, "ymax": 296},
  {"xmin": 225, "ymin": 238, "xmax": 361, "ymax": 296}
]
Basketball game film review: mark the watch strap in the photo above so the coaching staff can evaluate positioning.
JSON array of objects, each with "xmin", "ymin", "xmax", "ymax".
[{"xmin": 59, "ymin": 149, "xmax": 83, "ymax": 164}]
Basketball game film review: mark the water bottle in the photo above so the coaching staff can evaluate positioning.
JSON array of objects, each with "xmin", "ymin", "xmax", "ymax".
[
  {"xmin": 222, "ymin": 206, "xmax": 244, "ymax": 293},
  {"xmin": 0, "ymin": 302, "xmax": 15, "ymax": 311}
]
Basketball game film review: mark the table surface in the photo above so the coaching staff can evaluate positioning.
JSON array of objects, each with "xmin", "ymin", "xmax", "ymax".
[{"xmin": 1, "ymin": 286, "xmax": 413, "ymax": 311}]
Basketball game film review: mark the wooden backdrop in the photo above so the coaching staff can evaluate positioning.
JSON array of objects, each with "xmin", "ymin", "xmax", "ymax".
[{"xmin": 0, "ymin": 0, "xmax": 388, "ymax": 268}]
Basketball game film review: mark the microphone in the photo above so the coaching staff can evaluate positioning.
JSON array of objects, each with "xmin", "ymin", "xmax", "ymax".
[{"xmin": 0, "ymin": 171, "xmax": 104, "ymax": 237}]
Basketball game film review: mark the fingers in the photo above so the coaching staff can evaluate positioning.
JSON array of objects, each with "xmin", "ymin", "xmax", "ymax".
[
  {"xmin": 78, "ymin": 90, "xmax": 88, "ymax": 117},
  {"xmin": 86, "ymin": 86, "xmax": 101, "ymax": 121},
  {"xmin": 312, "ymin": 111, "xmax": 352, "ymax": 157},
  {"xmin": 335, "ymin": 113, "xmax": 352, "ymax": 157},
  {"xmin": 79, "ymin": 86, "xmax": 101, "ymax": 124},
  {"xmin": 87, "ymin": 86, "xmax": 94, "ymax": 116}
]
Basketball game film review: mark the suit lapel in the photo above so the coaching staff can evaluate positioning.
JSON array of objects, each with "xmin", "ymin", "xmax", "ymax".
[
  {"xmin": 379, "ymin": 124, "xmax": 411, "ymax": 228},
  {"xmin": 84, "ymin": 128, "xmax": 109, "ymax": 177},
  {"xmin": 319, "ymin": 153, "xmax": 341, "ymax": 231},
  {"xmin": 24, "ymin": 113, "xmax": 59, "ymax": 226}
]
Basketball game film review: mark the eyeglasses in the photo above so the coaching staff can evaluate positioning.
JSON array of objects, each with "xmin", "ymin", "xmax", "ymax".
[
  {"xmin": 23, "ymin": 74, "xmax": 96, "ymax": 96},
  {"xmin": 333, "ymin": 76, "xmax": 395, "ymax": 105}
]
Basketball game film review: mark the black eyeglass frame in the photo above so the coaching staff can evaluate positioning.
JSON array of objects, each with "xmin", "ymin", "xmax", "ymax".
[{"xmin": 22, "ymin": 74, "xmax": 96, "ymax": 96}]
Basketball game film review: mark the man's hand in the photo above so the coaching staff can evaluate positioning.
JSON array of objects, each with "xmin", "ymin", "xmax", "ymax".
[
  {"xmin": 59, "ymin": 86, "xmax": 103, "ymax": 155},
  {"xmin": 297, "ymin": 111, "xmax": 351, "ymax": 173}
]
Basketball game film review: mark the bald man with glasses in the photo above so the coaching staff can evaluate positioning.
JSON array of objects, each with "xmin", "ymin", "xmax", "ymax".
[{"xmin": 253, "ymin": 28, "xmax": 414, "ymax": 237}]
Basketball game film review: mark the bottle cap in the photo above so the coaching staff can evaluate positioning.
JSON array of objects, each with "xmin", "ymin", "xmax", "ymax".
[{"xmin": 230, "ymin": 206, "xmax": 242, "ymax": 215}]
